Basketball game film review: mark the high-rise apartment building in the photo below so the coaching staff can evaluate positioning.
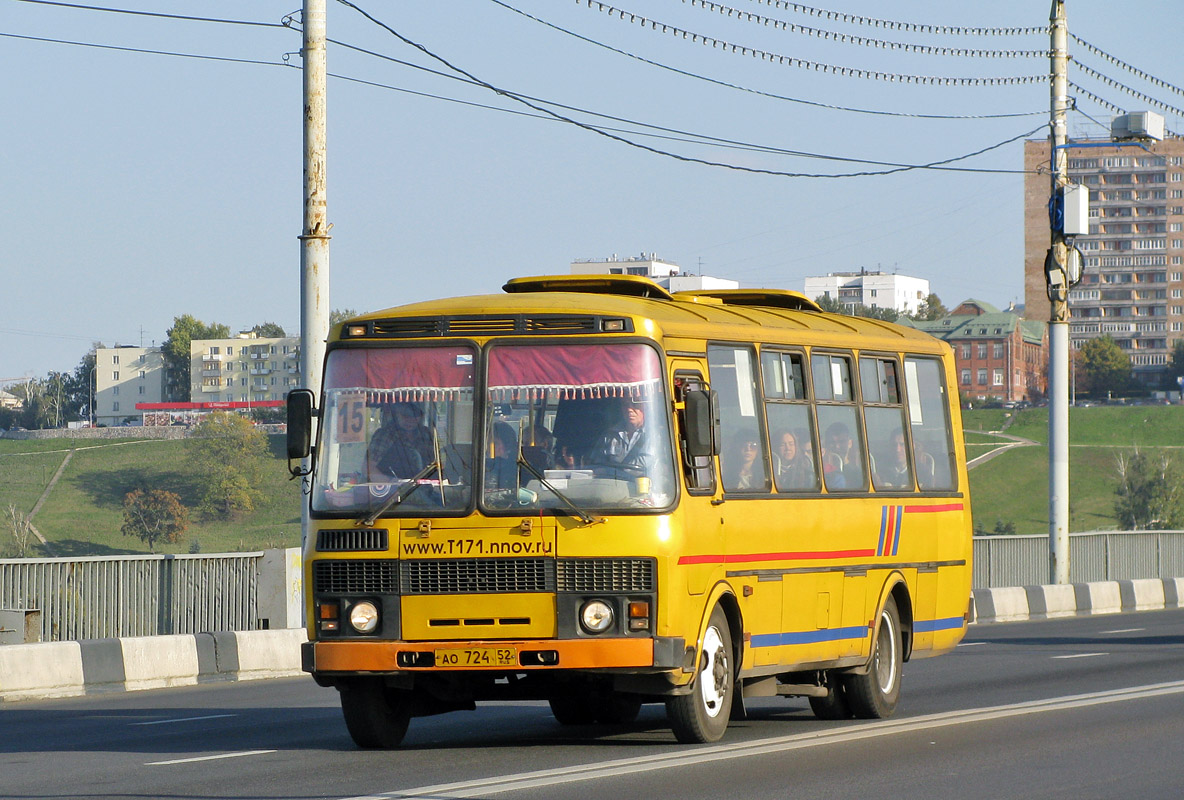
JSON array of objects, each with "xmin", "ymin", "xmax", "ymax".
[{"xmin": 1024, "ymin": 136, "xmax": 1184, "ymax": 382}]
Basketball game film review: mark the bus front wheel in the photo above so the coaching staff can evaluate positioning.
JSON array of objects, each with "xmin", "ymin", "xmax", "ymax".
[
  {"xmin": 842, "ymin": 595, "xmax": 902, "ymax": 719},
  {"xmin": 339, "ymin": 678, "xmax": 413, "ymax": 748},
  {"xmin": 666, "ymin": 605, "xmax": 733, "ymax": 743}
]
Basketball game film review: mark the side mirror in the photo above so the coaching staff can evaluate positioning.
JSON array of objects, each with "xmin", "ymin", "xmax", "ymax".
[
  {"xmin": 684, "ymin": 390, "xmax": 716, "ymax": 458},
  {"xmin": 286, "ymin": 389, "xmax": 316, "ymax": 461}
]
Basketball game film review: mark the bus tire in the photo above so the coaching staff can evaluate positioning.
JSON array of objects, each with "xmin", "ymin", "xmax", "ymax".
[
  {"xmin": 596, "ymin": 693, "xmax": 643, "ymax": 724},
  {"xmin": 842, "ymin": 595, "xmax": 902, "ymax": 719},
  {"xmin": 666, "ymin": 605, "xmax": 733, "ymax": 743},
  {"xmin": 339, "ymin": 678, "xmax": 413, "ymax": 748},
  {"xmin": 808, "ymin": 673, "xmax": 852, "ymax": 720},
  {"xmin": 548, "ymin": 695, "xmax": 598, "ymax": 725}
]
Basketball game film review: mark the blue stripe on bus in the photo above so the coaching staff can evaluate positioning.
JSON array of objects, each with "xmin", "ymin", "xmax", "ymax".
[
  {"xmin": 877, "ymin": 505, "xmax": 888, "ymax": 557},
  {"xmin": 892, "ymin": 505, "xmax": 903, "ymax": 557},
  {"xmin": 750, "ymin": 625, "xmax": 870, "ymax": 648},
  {"xmin": 913, "ymin": 616, "xmax": 966, "ymax": 633}
]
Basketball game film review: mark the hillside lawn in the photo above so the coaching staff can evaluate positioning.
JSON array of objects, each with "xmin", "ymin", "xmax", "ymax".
[{"xmin": 1, "ymin": 405, "xmax": 1180, "ymax": 555}]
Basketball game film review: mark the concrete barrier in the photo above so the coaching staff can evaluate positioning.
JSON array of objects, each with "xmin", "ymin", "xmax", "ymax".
[
  {"xmin": 0, "ymin": 628, "xmax": 307, "ymax": 703},
  {"xmin": 973, "ymin": 578, "xmax": 1184, "ymax": 624}
]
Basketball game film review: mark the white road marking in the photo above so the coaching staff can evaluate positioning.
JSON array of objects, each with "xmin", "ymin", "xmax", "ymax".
[
  {"xmin": 132, "ymin": 714, "xmax": 236, "ymax": 726},
  {"xmin": 956, "ymin": 641, "xmax": 987, "ymax": 647},
  {"xmin": 1102, "ymin": 628, "xmax": 1144, "ymax": 634},
  {"xmin": 146, "ymin": 750, "xmax": 276, "ymax": 766},
  {"xmin": 339, "ymin": 680, "xmax": 1184, "ymax": 800},
  {"xmin": 1051, "ymin": 652, "xmax": 1109, "ymax": 659}
]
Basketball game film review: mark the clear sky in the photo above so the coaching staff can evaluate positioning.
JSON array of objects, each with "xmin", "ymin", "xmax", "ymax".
[{"xmin": 3, "ymin": 0, "xmax": 1181, "ymax": 381}]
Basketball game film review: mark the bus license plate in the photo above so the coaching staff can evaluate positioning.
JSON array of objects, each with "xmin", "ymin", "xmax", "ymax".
[{"xmin": 435, "ymin": 647, "xmax": 517, "ymax": 667}]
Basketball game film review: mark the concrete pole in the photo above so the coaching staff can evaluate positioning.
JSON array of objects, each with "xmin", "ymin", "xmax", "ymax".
[
  {"xmin": 1048, "ymin": 0, "xmax": 1071, "ymax": 584},
  {"xmin": 300, "ymin": 0, "xmax": 330, "ymax": 540}
]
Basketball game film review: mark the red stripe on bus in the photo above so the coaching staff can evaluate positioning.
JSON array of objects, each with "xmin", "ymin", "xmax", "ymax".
[
  {"xmin": 903, "ymin": 503, "xmax": 965, "ymax": 513},
  {"xmin": 678, "ymin": 549, "xmax": 877, "ymax": 565}
]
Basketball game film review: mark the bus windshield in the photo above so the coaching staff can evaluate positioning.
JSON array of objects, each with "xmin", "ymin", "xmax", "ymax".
[
  {"xmin": 313, "ymin": 345, "xmax": 477, "ymax": 515},
  {"xmin": 311, "ymin": 341, "xmax": 675, "ymax": 516},
  {"xmin": 482, "ymin": 341, "xmax": 675, "ymax": 512}
]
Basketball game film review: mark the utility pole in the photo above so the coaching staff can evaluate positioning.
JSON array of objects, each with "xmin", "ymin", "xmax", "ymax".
[
  {"xmin": 1047, "ymin": 0, "xmax": 1072, "ymax": 584},
  {"xmin": 300, "ymin": 0, "xmax": 330, "ymax": 538}
]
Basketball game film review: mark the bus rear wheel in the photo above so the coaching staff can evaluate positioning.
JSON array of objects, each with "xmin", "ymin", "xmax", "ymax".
[
  {"xmin": 339, "ymin": 678, "xmax": 413, "ymax": 748},
  {"xmin": 808, "ymin": 672, "xmax": 852, "ymax": 720},
  {"xmin": 666, "ymin": 605, "xmax": 733, "ymax": 743},
  {"xmin": 842, "ymin": 595, "xmax": 902, "ymax": 719}
]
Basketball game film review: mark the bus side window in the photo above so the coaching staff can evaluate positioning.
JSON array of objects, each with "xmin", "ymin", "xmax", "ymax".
[
  {"xmin": 675, "ymin": 373, "xmax": 715, "ymax": 493},
  {"xmin": 709, "ymin": 345, "xmax": 771, "ymax": 494},
  {"xmin": 761, "ymin": 349, "xmax": 819, "ymax": 493},
  {"xmin": 862, "ymin": 356, "xmax": 913, "ymax": 492},
  {"xmin": 903, "ymin": 357, "xmax": 957, "ymax": 491},
  {"xmin": 813, "ymin": 352, "xmax": 865, "ymax": 492}
]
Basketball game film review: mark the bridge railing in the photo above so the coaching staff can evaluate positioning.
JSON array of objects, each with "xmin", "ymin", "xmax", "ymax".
[
  {"xmin": 973, "ymin": 530, "xmax": 1184, "ymax": 588},
  {"xmin": 0, "ymin": 549, "xmax": 300, "ymax": 642}
]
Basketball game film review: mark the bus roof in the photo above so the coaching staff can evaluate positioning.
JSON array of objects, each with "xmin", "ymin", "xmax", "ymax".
[{"xmin": 342, "ymin": 275, "xmax": 947, "ymax": 354}]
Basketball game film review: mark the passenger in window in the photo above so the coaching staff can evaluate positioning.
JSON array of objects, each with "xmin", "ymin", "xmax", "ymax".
[
  {"xmin": 876, "ymin": 428, "xmax": 912, "ymax": 489},
  {"xmin": 727, "ymin": 438, "xmax": 765, "ymax": 490},
  {"xmin": 485, "ymin": 421, "xmax": 520, "ymax": 489},
  {"xmin": 367, "ymin": 402, "xmax": 433, "ymax": 480},
  {"xmin": 521, "ymin": 423, "xmax": 557, "ymax": 472},
  {"xmin": 774, "ymin": 430, "xmax": 815, "ymax": 491},
  {"xmin": 590, "ymin": 397, "xmax": 655, "ymax": 474},
  {"xmin": 823, "ymin": 422, "xmax": 860, "ymax": 488}
]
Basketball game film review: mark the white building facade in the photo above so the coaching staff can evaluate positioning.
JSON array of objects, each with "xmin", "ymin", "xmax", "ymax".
[
  {"xmin": 804, "ymin": 270, "xmax": 930, "ymax": 315},
  {"xmin": 570, "ymin": 253, "xmax": 740, "ymax": 291},
  {"xmin": 190, "ymin": 334, "xmax": 300, "ymax": 404},
  {"xmin": 94, "ymin": 346, "xmax": 166, "ymax": 426}
]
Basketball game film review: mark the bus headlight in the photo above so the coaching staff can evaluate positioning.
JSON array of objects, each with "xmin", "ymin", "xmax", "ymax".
[
  {"xmin": 348, "ymin": 601, "xmax": 380, "ymax": 634},
  {"xmin": 579, "ymin": 600, "xmax": 614, "ymax": 634}
]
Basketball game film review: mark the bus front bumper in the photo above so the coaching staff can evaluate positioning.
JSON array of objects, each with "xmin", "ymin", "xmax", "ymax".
[{"xmin": 303, "ymin": 636, "xmax": 688, "ymax": 674}]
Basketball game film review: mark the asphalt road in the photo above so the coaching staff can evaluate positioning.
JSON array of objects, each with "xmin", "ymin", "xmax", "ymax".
[{"xmin": 3, "ymin": 610, "xmax": 1184, "ymax": 800}]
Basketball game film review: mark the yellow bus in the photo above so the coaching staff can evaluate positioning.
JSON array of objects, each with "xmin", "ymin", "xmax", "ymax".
[{"xmin": 287, "ymin": 274, "xmax": 973, "ymax": 747}]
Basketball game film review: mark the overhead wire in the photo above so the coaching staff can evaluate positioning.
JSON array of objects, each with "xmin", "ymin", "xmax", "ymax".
[
  {"xmin": 0, "ymin": 31, "xmax": 289, "ymax": 68},
  {"xmin": 1070, "ymin": 33, "xmax": 1184, "ymax": 100},
  {"xmin": 10, "ymin": 0, "xmax": 286, "ymax": 28},
  {"xmin": 334, "ymin": 0, "xmax": 1044, "ymax": 179},
  {"xmin": 739, "ymin": 0, "xmax": 1048, "ymax": 36},
  {"xmin": 681, "ymin": 0, "xmax": 1048, "ymax": 58},
  {"xmin": 579, "ymin": 2, "xmax": 1047, "ymax": 86},
  {"xmin": 489, "ymin": 0, "xmax": 1046, "ymax": 120},
  {"xmin": 1071, "ymin": 61, "xmax": 1184, "ymax": 120}
]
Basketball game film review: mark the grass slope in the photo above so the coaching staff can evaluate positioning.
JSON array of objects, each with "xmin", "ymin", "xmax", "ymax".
[{"xmin": 0, "ymin": 405, "xmax": 1179, "ymax": 554}]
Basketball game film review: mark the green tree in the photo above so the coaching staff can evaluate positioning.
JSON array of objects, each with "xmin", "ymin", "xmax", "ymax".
[
  {"xmin": 1079, "ymin": 335, "xmax": 1132, "ymax": 396},
  {"xmin": 812, "ymin": 295, "xmax": 898, "ymax": 322},
  {"xmin": 163, "ymin": 315, "xmax": 231, "ymax": 401},
  {"xmin": 1167, "ymin": 339, "xmax": 1184, "ymax": 389},
  {"xmin": 251, "ymin": 322, "xmax": 286, "ymax": 337},
  {"xmin": 121, "ymin": 489, "xmax": 189, "ymax": 552},
  {"xmin": 330, "ymin": 308, "xmax": 360, "ymax": 326},
  {"xmin": 1114, "ymin": 450, "xmax": 1184, "ymax": 530},
  {"xmin": 186, "ymin": 411, "xmax": 267, "ymax": 516},
  {"xmin": 913, "ymin": 293, "xmax": 948, "ymax": 321},
  {"xmin": 64, "ymin": 346, "xmax": 101, "ymax": 423}
]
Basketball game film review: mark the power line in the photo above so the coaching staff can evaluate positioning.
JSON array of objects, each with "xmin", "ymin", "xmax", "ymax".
[
  {"xmin": 336, "ymin": 0, "xmax": 1043, "ymax": 178},
  {"xmin": 741, "ymin": 0, "xmax": 1048, "ymax": 36},
  {"xmin": 682, "ymin": 0, "xmax": 1048, "ymax": 58},
  {"xmin": 490, "ymin": 0, "xmax": 1046, "ymax": 121},
  {"xmin": 580, "ymin": 1, "xmax": 1047, "ymax": 85},
  {"xmin": 11, "ymin": 0, "xmax": 286, "ymax": 28},
  {"xmin": 0, "ymin": 31, "xmax": 290, "ymax": 67},
  {"xmin": 1070, "ymin": 33, "xmax": 1184, "ymax": 100},
  {"xmin": 1072, "ymin": 61, "xmax": 1184, "ymax": 120}
]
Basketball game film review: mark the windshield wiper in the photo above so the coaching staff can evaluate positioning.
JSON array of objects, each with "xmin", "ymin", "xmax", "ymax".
[
  {"xmin": 358, "ymin": 460, "xmax": 441, "ymax": 527},
  {"xmin": 515, "ymin": 453, "xmax": 603, "ymax": 526}
]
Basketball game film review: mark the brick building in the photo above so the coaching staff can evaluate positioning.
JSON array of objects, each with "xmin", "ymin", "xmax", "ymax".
[{"xmin": 902, "ymin": 300, "xmax": 1048, "ymax": 404}]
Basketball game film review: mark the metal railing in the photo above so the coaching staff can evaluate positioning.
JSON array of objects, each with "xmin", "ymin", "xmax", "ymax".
[
  {"xmin": 0, "ymin": 552, "xmax": 262, "ymax": 641},
  {"xmin": 973, "ymin": 530, "xmax": 1184, "ymax": 588}
]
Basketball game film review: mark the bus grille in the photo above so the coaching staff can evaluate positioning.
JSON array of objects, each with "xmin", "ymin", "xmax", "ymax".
[
  {"xmin": 313, "ymin": 558, "xmax": 656, "ymax": 595},
  {"xmin": 316, "ymin": 529, "xmax": 389, "ymax": 552},
  {"xmin": 557, "ymin": 558, "xmax": 656, "ymax": 593},
  {"xmin": 401, "ymin": 559, "xmax": 555, "ymax": 595},
  {"xmin": 313, "ymin": 560, "xmax": 399, "ymax": 594}
]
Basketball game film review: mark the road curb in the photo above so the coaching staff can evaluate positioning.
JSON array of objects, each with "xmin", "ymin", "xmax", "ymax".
[
  {"xmin": 972, "ymin": 578, "xmax": 1184, "ymax": 624},
  {"xmin": 0, "ymin": 628, "xmax": 306, "ymax": 702}
]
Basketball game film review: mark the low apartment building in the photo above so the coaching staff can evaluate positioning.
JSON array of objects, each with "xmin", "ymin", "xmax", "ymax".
[{"xmin": 190, "ymin": 334, "xmax": 300, "ymax": 404}]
